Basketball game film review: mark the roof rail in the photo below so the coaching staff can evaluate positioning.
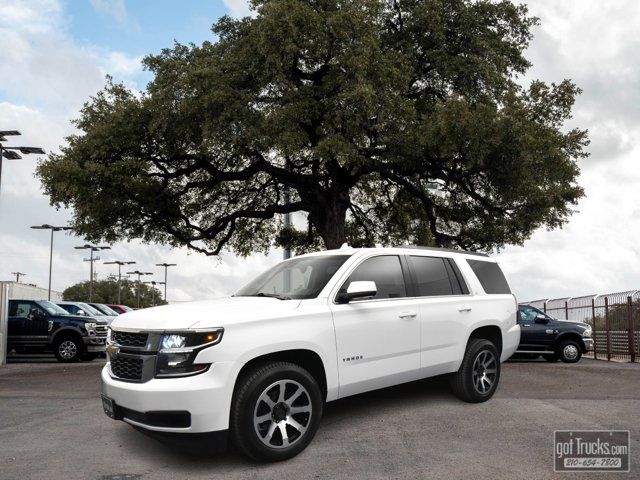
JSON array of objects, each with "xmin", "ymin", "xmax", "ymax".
[{"xmin": 395, "ymin": 245, "xmax": 489, "ymax": 257}]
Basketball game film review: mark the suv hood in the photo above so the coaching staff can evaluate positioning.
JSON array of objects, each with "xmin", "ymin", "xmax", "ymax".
[{"xmin": 110, "ymin": 297, "xmax": 302, "ymax": 331}]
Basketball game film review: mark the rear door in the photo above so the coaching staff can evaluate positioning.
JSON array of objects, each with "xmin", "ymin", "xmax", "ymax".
[
  {"xmin": 406, "ymin": 255, "xmax": 472, "ymax": 376},
  {"xmin": 330, "ymin": 255, "xmax": 422, "ymax": 397}
]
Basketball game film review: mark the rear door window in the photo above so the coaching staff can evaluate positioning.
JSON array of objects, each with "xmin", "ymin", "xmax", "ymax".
[
  {"xmin": 409, "ymin": 256, "xmax": 454, "ymax": 296},
  {"xmin": 467, "ymin": 260, "xmax": 511, "ymax": 294}
]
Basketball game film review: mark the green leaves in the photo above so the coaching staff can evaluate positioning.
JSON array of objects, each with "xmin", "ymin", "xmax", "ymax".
[{"xmin": 37, "ymin": 0, "xmax": 587, "ymax": 254}]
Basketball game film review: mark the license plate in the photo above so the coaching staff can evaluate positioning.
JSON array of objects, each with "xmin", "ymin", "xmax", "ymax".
[{"xmin": 101, "ymin": 395, "xmax": 115, "ymax": 418}]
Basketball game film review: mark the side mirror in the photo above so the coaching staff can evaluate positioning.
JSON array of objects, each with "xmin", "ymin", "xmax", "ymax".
[
  {"xmin": 535, "ymin": 314, "xmax": 549, "ymax": 324},
  {"xmin": 77, "ymin": 310, "xmax": 86, "ymax": 316},
  {"xmin": 30, "ymin": 310, "xmax": 47, "ymax": 321},
  {"xmin": 337, "ymin": 281, "xmax": 377, "ymax": 303}
]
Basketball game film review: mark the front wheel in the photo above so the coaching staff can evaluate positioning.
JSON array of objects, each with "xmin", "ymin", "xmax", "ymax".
[
  {"xmin": 558, "ymin": 340, "xmax": 582, "ymax": 363},
  {"xmin": 450, "ymin": 338, "xmax": 501, "ymax": 403},
  {"xmin": 54, "ymin": 335, "xmax": 83, "ymax": 363},
  {"xmin": 230, "ymin": 361, "xmax": 323, "ymax": 461}
]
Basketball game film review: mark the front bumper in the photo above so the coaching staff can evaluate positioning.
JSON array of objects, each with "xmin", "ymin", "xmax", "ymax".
[
  {"xmin": 84, "ymin": 335, "xmax": 107, "ymax": 352},
  {"xmin": 101, "ymin": 360, "xmax": 239, "ymax": 433},
  {"xmin": 583, "ymin": 338, "xmax": 593, "ymax": 352}
]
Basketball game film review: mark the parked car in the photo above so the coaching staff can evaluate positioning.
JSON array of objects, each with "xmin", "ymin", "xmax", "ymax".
[
  {"xmin": 101, "ymin": 246, "xmax": 520, "ymax": 461},
  {"xmin": 106, "ymin": 304, "xmax": 133, "ymax": 315},
  {"xmin": 7, "ymin": 299, "xmax": 107, "ymax": 362},
  {"xmin": 57, "ymin": 301, "xmax": 116, "ymax": 325},
  {"xmin": 515, "ymin": 305, "xmax": 593, "ymax": 363},
  {"xmin": 89, "ymin": 303, "xmax": 120, "ymax": 316}
]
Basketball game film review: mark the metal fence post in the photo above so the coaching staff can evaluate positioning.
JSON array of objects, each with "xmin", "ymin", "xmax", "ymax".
[
  {"xmin": 591, "ymin": 297, "xmax": 597, "ymax": 360},
  {"xmin": 0, "ymin": 283, "xmax": 8, "ymax": 366},
  {"xmin": 627, "ymin": 296, "xmax": 635, "ymax": 363},
  {"xmin": 565, "ymin": 301, "xmax": 569, "ymax": 319},
  {"xmin": 605, "ymin": 297, "xmax": 611, "ymax": 361}
]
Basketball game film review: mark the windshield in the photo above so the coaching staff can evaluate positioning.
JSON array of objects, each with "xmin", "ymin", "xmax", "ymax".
[
  {"xmin": 235, "ymin": 255, "xmax": 351, "ymax": 300},
  {"xmin": 121, "ymin": 305, "xmax": 133, "ymax": 312},
  {"xmin": 77, "ymin": 302, "xmax": 103, "ymax": 316},
  {"xmin": 91, "ymin": 303, "xmax": 117, "ymax": 316},
  {"xmin": 37, "ymin": 301, "xmax": 70, "ymax": 316}
]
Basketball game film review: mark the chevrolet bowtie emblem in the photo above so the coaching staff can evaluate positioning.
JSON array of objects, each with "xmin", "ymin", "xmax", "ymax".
[{"xmin": 106, "ymin": 344, "xmax": 119, "ymax": 355}]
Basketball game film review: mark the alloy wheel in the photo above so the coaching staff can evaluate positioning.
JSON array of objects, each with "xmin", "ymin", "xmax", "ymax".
[
  {"xmin": 472, "ymin": 350, "xmax": 497, "ymax": 394},
  {"xmin": 59, "ymin": 340, "xmax": 77, "ymax": 360},
  {"xmin": 563, "ymin": 344, "xmax": 579, "ymax": 360},
  {"xmin": 253, "ymin": 379, "xmax": 312, "ymax": 449}
]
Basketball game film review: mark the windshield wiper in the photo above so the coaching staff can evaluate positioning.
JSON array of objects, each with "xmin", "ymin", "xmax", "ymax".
[{"xmin": 241, "ymin": 292, "xmax": 292, "ymax": 300}]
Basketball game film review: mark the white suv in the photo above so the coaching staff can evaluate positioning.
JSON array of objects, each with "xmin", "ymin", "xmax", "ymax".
[{"xmin": 101, "ymin": 246, "xmax": 520, "ymax": 461}]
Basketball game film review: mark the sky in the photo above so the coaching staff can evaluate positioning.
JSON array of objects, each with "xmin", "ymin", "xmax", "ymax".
[{"xmin": 0, "ymin": 0, "xmax": 638, "ymax": 304}]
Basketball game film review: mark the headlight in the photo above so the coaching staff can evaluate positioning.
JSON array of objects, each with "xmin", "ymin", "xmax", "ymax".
[
  {"xmin": 106, "ymin": 327, "xmax": 112, "ymax": 344},
  {"xmin": 156, "ymin": 329, "xmax": 223, "ymax": 378},
  {"xmin": 85, "ymin": 322, "xmax": 97, "ymax": 335},
  {"xmin": 582, "ymin": 326, "xmax": 592, "ymax": 338}
]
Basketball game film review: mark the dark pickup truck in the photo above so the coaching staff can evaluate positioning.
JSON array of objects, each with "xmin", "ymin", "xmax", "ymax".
[
  {"xmin": 7, "ymin": 299, "xmax": 107, "ymax": 362},
  {"xmin": 515, "ymin": 304, "xmax": 594, "ymax": 363}
]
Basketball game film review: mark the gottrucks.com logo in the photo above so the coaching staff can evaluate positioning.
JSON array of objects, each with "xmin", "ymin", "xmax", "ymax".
[{"xmin": 554, "ymin": 430, "xmax": 630, "ymax": 472}]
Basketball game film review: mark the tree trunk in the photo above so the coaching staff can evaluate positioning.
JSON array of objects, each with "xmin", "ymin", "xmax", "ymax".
[{"xmin": 311, "ymin": 189, "xmax": 350, "ymax": 250}]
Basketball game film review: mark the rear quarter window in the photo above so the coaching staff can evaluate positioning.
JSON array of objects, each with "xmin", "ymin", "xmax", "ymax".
[{"xmin": 466, "ymin": 260, "xmax": 511, "ymax": 294}]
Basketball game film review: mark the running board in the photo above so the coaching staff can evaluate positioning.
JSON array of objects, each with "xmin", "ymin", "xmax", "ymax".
[{"xmin": 516, "ymin": 350, "xmax": 555, "ymax": 354}]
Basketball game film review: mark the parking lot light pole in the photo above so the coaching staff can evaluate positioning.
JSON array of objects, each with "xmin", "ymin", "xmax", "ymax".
[
  {"xmin": 104, "ymin": 260, "xmax": 136, "ymax": 304},
  {"xmin": 127, "ymin": 270, "xmax": 152, "ymax": 308},
  {"xmin": 75, "ymin": 244, "xmax": 110, "ymax": 302},
  {"xmin": 155, "ymin": 263, "xmax": 176, "ymax": 303},
  {"xmin": 144, "ymin": 281, "xmax": 165, "ymax": 307},
  {"xmin": 31, "ymin": 224, "xmax": 72, "ymax": 300},
  {"xmin": 11, "ymin": 272, "xmax": 26, "ymax": 283},
  {"xmin": 0, "ymin": 131, "xmax": 45, "ymax": 204}
]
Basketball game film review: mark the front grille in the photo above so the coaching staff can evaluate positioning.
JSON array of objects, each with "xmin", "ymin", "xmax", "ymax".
[
  {"xmin": 111, "ymin": 357, "xmax": 144, "ymax": 381},
  {"xmin": 95, "ymin": 325, "xmax": 108, "ymax": 334},
  {"xmin": 112, "ymin": 330, "xmax": 148, "ymax": 347}
]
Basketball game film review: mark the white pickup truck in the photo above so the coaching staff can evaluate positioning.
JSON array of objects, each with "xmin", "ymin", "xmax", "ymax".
[{"xmin": 101, "ymin": 246, "xmax": 519, "ymax": 461}]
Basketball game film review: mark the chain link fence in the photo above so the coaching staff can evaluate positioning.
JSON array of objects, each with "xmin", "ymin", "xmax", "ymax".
[{"xmin": 520, "ymin": 291, "xmax": 639, "ymax": 362}]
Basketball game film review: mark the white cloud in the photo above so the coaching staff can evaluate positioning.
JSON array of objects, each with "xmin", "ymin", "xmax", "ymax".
[
  {"xmin": 89, "ymin": 0, "xmax": 128, "ymax": 25},
  {"xmin": 501, "ymin": 1, "xmax": 640, "ymax": 301},
  {"xmin": 222, "ymin": 0, "xmax": 254, "ymax": 18}
]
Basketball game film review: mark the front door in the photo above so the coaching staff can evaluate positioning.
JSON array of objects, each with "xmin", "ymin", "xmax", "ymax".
[
  {"xmin": 519, "ymin": 306, "xmax": 554, "ymax": 351},
  {"xmin": 330, "ymin": 255, "xmax": 421, "ymax": 397}
]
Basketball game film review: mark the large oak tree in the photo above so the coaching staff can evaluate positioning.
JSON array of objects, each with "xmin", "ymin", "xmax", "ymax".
[{"xmin": 38, "ymin": 0, "xmax": 587, "ymax": 255}]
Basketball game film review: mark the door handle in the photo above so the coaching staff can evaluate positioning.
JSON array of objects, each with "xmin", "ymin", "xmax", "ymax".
[
  {"xmin": 458, "ymin": 306, "xmax": 472, "ymax": 312},
  {"xmin": 398, "ymin": 311, "xmax": 417, "ymax": 318}
]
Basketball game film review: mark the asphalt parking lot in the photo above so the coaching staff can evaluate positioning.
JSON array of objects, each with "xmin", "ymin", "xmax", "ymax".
[{"xmin": 1, "ymin": 356, "xmax": 638, "ymax": 480}]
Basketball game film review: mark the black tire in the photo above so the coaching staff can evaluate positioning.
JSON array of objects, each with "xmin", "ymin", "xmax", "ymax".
[
  {"xmin": 542, "ymin": 353, "xmax": 559, "ymax": 362},
  {"xmin": 53, "ymin": 334, "xmax": 84, "ymax": 363},
  {"xmin": 558, "ymin": 339, "xmax": 582, "ymax": 363},
  {"xmin": 450, "ymin": 338, "xmax": 501, "ymax": 403},
  {"xmin": 230, "ymin": 361, "xmax": 323, "ymax": 461}
]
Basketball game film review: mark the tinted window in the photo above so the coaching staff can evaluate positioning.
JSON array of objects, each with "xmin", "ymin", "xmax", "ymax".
[
  {"xmin": 519, "ymin": 305, "xmax": 550, "ymax": 323},
  {"xmin": 9, "ymin": 301, "xmax": 33, "ymax": 317},
  {"xmin": 341, "ymin": 255, "xmax": 407, "ymax": 300},
  {"xmin": 467, "ymin": 260, "xmax": 511, "ymax": 294},
  {"xmin": 409, "ymin": 256, "xmax": 454, "ymax": 296}
]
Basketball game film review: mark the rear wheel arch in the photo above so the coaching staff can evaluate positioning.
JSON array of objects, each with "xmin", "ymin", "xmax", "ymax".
[{"xmin": 467, "ymin": 325, "xmax": 503, "ymax": 355}]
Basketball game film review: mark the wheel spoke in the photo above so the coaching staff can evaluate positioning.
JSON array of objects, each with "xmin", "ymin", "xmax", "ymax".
[
  {"xmin": 254, "ymin": 413, "xmax": 271, "ymax": 427},
  {"xmin": 285, "ymin": 386, "xmax": 304, "ymax": 406},
  {"xmin": 485, "ymin": 368, "xmax": 496, "ymax": 374},
  {"xmin": 286, "ymin": 417, "xmax": 305, "ymax": 433},
  {"xmin": 277, "ymin": 381, "xmax": 287, "ymax": 402},
  {"xmin": 289, "ymin": 405, "xmax": 311, "ymax": 415},
  {"xmin": 264, "ymin": 421, "xmax": 278, "ymax": 443},
  {"xmin": 278, "ymin": 422, "xmax": 289, "ymax": 446},
  {"xmin": 258, "ymin": 391, "xmax": 275, "ymax": 409}
]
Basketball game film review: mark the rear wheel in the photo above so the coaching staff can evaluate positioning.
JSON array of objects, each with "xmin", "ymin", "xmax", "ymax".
[
  {"xmin": 54, "ymin": 335, "xmax": 83, "ymax": 363},
  {"xmin": 230, "ymin": 361, "xmax": 323, "ymax": 461},
  {"xmin": 558, "ymin": 340, "xmax": 582, "ymax": 363},
  {"xmin": 450, "ymin": 338, "xmax": 501, "ymax": 403}
]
